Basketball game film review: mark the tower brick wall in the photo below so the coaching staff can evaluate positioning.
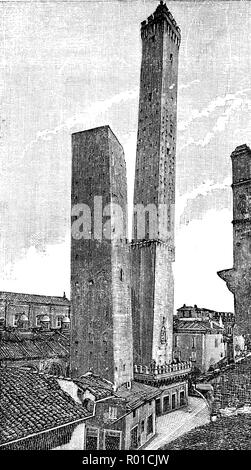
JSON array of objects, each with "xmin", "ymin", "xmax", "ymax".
[
  {"xmin": 131, "ymin": 2, "xmax": 180, "ymax": 367},
  {"xmin": 70, "ymin": 126, "xmax": 133, "ymax": 388},
  {"xmin": 218, "ymin": 144, "xmax": 251, "ymax": 343}
]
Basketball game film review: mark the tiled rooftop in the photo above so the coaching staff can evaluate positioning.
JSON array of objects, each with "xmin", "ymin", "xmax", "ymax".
[
  {"xmin": 0, "ymin": 368, "xmax": 91, "ymax": 446},
  {"xmin": 75, "ymin": 374, "xmax": 161, "ymax": 411},
  {"xmin": 0, "ymin": 290, "xmax": 70, "ymax": 306},
  {"xmin": 75, "ymin": 374, "xmax": 114, "ymax": 400},
  {"xmin": 0, "ymin": 331, "xmax": 69, "ymax": 361},
  {"xmin": 174, "ymin": 319, "xmax": 223, "ymax": 333},
  {"xmin": 116, "ymin": 381, "xmax": 161, "ymax": 411}
]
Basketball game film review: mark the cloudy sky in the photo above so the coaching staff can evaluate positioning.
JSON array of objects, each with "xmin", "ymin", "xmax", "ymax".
[{"xmin": 1, "ymin": 0, "xmax": 251, "ymax": 311}]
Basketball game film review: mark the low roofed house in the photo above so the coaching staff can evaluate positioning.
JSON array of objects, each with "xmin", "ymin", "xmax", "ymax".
[
  {"xmin": 0, "ymin": 368, "xmax": 92, "ymax": 450},
  {"xmin": 0, "ymin": 322, "xmax": 70, "ymax": 376},
  {"xmin": 71, "ymin": 373, "xmax": 161, "ymax": 450}
]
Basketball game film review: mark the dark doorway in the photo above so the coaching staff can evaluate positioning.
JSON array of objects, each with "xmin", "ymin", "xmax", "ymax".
[
  {"xmin": 130, "ymin": 426, "xmax": 138, "ymax": 449},
  {"xmin": 147, "ymin": 414, "xmax": 153, "ymax": 435},
  {"xmin": 156, "ymin": 398, "xmax": 161, "ymax": 416},
  {"xmin": 163, "ymin": 395, "xmax": 170, "ymax": 413},
  {"xmin": 85, "ymin": 428, "xmax": 99, "ymax": 450},
  {"xmin": 104, "ymin": 432, "xmax": 121, "ymax": 450},
  {"xmin": 172, "ymin": 394, "xmax": 176, "ymax": 410},
  {"xmin": 180, "ymin": 391, "xmax": 185, "ymax": 406}
]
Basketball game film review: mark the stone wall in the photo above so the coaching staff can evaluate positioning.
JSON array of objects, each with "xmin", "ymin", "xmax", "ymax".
[
  {"xmin": 173, "ymin": 332, "xmax": 204, "ymax": 371},
  {"xmin": 0, "ymin": 297, "xmax": 70, "ymax": 329},
  {"xmin": 173, "ymin": 331, "xmax": 224, "ymax": 373},
  {"xmin": 124, "ymin": 400, "xmax": 156, "ymax": 449},
  {"xmin": 54, "ymin": 422, "xmax": 86, "ymax": 450},
  {"xmin": 218, "ymin": 144, "xmax": 251, "ymax": 341},
  {"xmin": 204, "ymin": 333, "xmax": 225, "ymax": 371},
  {"xmin": 70, "ymin": 126, "xmax": 133, "ymax": 388},
  {"xmin": 157, "ymin": 381, "xmax": 188, "ymax": 414}
]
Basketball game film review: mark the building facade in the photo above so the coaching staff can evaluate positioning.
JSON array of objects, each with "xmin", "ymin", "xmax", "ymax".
[
  {"xmin": 70, "ymin": 126, "xmax": 133, "ymax": 388},
  {"xmin": 131, "ymin": 1, "xmax": 180, "ymax": 368},
  {"xmin": 218, "ymin": 144, "xmax": 251, "ymax": 347},
  {"xmin": 173, "ymin": 316, "xmax": 225, "ymax": 373},
  {"xmin": 0, "ymin": 291, "xmax": 70, "ymax": 329},
  {"xmin": 71, "ymin": 374, "xmax": 161, "ymax": 450},
  {"xmin": 176, "ymin": 304, "xmax": 235, "ymax": 361}
]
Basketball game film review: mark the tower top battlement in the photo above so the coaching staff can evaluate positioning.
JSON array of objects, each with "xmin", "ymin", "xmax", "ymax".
[
  {"xmin": 230, "ymin": 144, "xmax": 251, "ymax": 159},
  {"xmin": 231, "ymin": 144, "xmax": 251, "ymax": 186},
  {"xmin": 141, "ymin": 1, "xmax": 180, "ymax": 40}
]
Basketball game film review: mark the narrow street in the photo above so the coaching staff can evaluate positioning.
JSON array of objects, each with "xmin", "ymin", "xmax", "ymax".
[{"xmin": 143, "ymin": 397, "xmax": 210, "ymax": 450}]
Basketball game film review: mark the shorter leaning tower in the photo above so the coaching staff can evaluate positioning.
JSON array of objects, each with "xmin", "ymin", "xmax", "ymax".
[{"xmin": 70, "ymin": 125, "xmax": 133, "ymax": 389}]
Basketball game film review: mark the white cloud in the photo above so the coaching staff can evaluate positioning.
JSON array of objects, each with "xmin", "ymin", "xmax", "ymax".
[
  {"xmin": 179, "ymin": 92, "xmax": 251, "ymax": 150},
  {"xmin": 21, "ymin": 87, "xmax": 138, "ymax": 158},
  {"xmin": 2, "ymin": 237, "xmax": 70, "ymax": 297},
  {"xmin": 176, "ymin": 177, "xmax": 231, "ymax": 225},
  {"xmin": 178, "ymin": 88, "xmax": 251, "ymax": 133}
]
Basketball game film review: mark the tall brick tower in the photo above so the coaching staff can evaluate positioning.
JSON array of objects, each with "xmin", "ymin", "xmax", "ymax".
[
  {"xmin": 131, "ymin": 2, "xmax": 181, "ymax": 367},
  {"xmin": 218, "ymin": 144, "xmax": 251, "ymax": 345},
  {"xmin": 70, "ymin": 126, "xmax": 133, "ymax": 389}
]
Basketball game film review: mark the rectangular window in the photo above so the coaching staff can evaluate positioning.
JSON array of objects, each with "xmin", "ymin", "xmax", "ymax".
[
  {"xmin": 130, "ymin": 425, "xmax": 138, "ymax": 450},
  {"xmin": 215, "ymin": 338, "xmax": 218, "ymax": 348},
  {"xmin": 163, "ymin": 395, "xmax": 170, "ymax": 413},
  {"xmin": 13, "ymin": 314, "xmax": 19, "ymax": 327},
  {"xmin": 180, "ymin": 391, "xmax": 186, "ymax": 406},
  {"xmin": 141, "ymin": 420, "xmax": 145, "ymax": 433},
  {"xmin": 192, "ymin": 336, "xmax": 196, "ymax": 348},
  {"xmin": 171, "ymin": 394, "xmax": 176, "ymax": 410},
  {"xmin": 85, "ymin": 427, "xmax": 99, "ymax": 450},
  {"xmin": 174, "ymin": 335, "xmax": 178, "ymax": 347},
  {"xmin": 147, "ymin": 414, "xmax": 153, "ymax": 435},
  {"xmin": 56, "ymin": 316, "xmax": 62, "ymax": 328},
  {"xmin": 133, "ymin": 409, "xmax": 137, "ymax": 418},
  {"xmin": 104, "ymin": 430, "xmax": 121, "ymax": 450},
  {"xmin": 156, "ymin": 398, "xmax": 161, "ymax": 416},
  {"xmin": 191, "ymin": 350, "xmax": 196, "ymax": 361},
  {"xmin": 108, "ymin": 406, "xmax": 117, "ymax": 420}
]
